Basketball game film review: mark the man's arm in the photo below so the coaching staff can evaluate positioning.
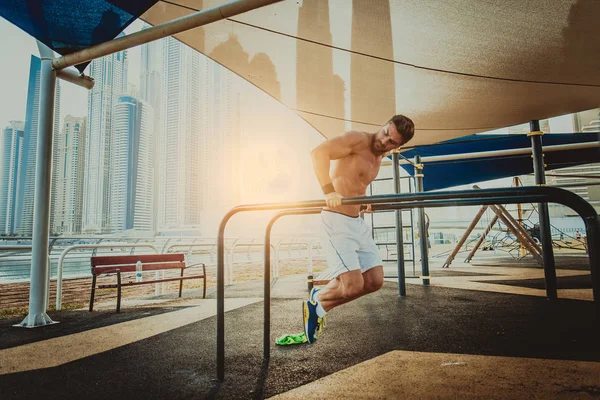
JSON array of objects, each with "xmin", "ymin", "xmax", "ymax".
[{"xmin": 311, "ymin": 131, "xmax": 368, "ymax": 208}]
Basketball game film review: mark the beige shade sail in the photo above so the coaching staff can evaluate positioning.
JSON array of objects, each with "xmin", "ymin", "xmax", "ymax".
[{"xmin": 142, "ymin": 0, "xmax": 600, "ymax": 146}]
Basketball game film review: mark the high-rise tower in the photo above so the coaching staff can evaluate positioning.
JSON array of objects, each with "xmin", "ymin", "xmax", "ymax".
[{"xmin": 83, "ymin": 48, "xmax": 128, "ymax": 233}]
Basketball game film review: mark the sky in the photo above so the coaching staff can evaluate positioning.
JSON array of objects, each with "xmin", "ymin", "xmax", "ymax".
[{"xmin": 0, "ymin": 18, "xmax": 143, "ymax": 126}]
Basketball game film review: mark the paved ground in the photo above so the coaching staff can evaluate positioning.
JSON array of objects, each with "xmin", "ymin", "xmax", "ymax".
[{"xmin": 0, "ymin": 255, "xmax": 598, "ymax": 399}]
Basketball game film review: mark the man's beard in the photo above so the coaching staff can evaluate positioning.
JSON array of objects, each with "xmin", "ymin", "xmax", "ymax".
[{"xmin": 372, "ymin": 140, "xmax": 385, "ymax": 153}]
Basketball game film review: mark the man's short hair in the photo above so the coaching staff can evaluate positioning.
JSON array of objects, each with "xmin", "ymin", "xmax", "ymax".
[{"xmin": 389, "ymin": 115, "xmax": 415, "ymax": 144}]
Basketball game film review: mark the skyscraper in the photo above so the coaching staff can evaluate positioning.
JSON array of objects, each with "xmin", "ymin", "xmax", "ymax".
[
  {"xmin": 0, "ymin": 121, "xmax": 25, "ymax": 234},
  {"xmin": 140, "ymin": 30, "xmax": 164, "ymax": 233},
  {"xmin": 83, "ymin": 48, "xmax": 128, "ymax": 233},
  {"xmin": 52, "ymin": 116, "xmax": 87, "ymax": 234},
  {"xmin": 19, "ymin": 55, "xmax": 61, "ymax": 236},
  {"xmin": 110, "ymin": 95, "xmax": 154, "ymax": 232},
  {"xmin": 160, "ymin": 37, "xmax": 201, "ymax": 228}
]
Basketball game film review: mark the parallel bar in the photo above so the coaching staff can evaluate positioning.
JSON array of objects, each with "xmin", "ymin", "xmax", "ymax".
[
  {"xmin": 414, "ymin": 156, "xmax": 429, "ymax": 285},
  {"xmin": 216, "ymin": 186, "xmax": 600, "ymax": 382},
  {"xmin": 52, "ymin": 0, "xmax": 283, "ymax": 70},
  {"xmin": 473, "ymin": 185, "xmax": 542, "ymax": 256},
  {"xmin": 515, "ymin": 177, "xmax": 526, "ymax": 258},
  {"xmin": 392, "ymin": 153, "xmax": 406, "ymax": 296},
  {"xmin": 264, "ymin": 209, "xmax": 321, "ymax": 360},
  {"xmin": 530, "ymin": 120, "xmax": 557, "ymax": 300}
]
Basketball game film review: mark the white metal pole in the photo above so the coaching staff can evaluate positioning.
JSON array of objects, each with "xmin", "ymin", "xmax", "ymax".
[
  {"xmin": 17, "ymin": 55, "xmax": 58, "ymax": 328},
  {"xmin": 52, "ymin": 0, "xmax": 284, "ymax": 71},
  {"xmin": 56, "ymin": 68, "xmax": 95, "ymax": 89},
  {"xmin": 397, "ymin": 141, "xmax": 599, "ymax": 165}
]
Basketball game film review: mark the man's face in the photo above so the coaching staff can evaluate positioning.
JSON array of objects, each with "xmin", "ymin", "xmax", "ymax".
[{"xmin": 373, "ymin": 122, "xmax": 404, "ymax": 153}]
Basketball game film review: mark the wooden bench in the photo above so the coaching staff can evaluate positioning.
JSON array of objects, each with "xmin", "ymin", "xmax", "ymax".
[{"xmin": 89, "ymin": 253, "xmax": 206, "ymax": 313}]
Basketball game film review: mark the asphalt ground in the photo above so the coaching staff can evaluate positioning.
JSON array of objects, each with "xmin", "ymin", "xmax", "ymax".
[{"xmin": 1, "ymin": 268, "xmax": 598, "ymax": 400}]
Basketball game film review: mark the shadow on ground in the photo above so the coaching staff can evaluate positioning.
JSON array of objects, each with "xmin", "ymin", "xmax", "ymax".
[{"xmin": 1, "ymin": 280, "xmax": 598, "ymax": 399}]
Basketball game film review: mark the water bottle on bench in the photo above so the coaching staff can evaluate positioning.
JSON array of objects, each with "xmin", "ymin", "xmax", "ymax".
[{"xmin": 136, "ymin": 260, "xmax": 143, "ymax": 282}]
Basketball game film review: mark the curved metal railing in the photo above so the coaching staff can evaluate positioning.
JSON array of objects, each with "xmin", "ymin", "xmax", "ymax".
[{"xmin": 215, "ymin": 186, "xmax": 600, "ymax": 381}]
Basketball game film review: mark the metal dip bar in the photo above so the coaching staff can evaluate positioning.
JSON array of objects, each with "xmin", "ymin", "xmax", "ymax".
[{"xmin": 216, "ymin": 186, "xmax": 600, "ymax": 381}]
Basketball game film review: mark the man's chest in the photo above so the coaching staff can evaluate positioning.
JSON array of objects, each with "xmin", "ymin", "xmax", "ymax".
[{"xmin": 337, "ymin": 153, "xmax": 381, "ymax": 184}]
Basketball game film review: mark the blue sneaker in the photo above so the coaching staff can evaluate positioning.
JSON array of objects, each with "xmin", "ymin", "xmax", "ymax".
[
  {"xmin": 309, "ymin": 288, "xmax": 326, "ymax": 333},
  {"xmin": 309, "ymin": 287, "xmax": 320, "ymax": 302},
  {"xmin": 303, "ymin": 300, "xmax": 319, "ymax": 344}
]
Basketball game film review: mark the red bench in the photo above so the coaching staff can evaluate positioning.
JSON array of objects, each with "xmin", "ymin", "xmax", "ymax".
[{"xmin": 89, "ymin": 253, "xmax": 206, "ymax": 313}]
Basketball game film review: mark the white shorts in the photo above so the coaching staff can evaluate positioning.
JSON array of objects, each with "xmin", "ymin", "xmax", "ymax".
[{"xmin": 319, "ymin": 210, "xmax": 383, "ymax": 280}]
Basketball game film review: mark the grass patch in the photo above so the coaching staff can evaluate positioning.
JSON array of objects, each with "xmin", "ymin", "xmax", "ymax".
[{"xmin": 0, "ymin": 307, "xmax": 28, "ymax": 319}]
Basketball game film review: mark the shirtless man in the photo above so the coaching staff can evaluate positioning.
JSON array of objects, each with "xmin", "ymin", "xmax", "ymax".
[{"xmin": 304, "ymin": 114, "xmax": 415, "ymax": 343}]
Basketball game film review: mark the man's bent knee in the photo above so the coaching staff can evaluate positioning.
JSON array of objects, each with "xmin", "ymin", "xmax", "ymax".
[
  {"xmin": 362, "ymin": 266, "xmax": 384, "ymax": 293},
  {"xmin": 363, "ymin": 277, "xmax": 383, "ymax": 293},
  {"xmin": 341, "ymin": 283, "xmax": 364, "ymax": 299},
  {"xmin": 338, "ymin": 271, "xmax": 364, "ymax": 299}
]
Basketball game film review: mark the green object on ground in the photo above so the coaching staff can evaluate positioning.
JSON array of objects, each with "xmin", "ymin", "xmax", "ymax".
[{"xmin": 276, "ymin": 332, "xmax": 312, "ymax": 345}]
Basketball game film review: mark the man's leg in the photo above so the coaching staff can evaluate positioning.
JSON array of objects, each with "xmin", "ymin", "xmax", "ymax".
[{"xmin": 318, "ymin": 266, "xmax": 383, "ymax": 312}]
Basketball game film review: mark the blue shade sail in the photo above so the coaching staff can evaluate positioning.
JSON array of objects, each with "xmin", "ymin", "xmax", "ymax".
[
  {"xmin": 0, "ymin": 0, "xmax": 159, "ymax": 71},
  {"xmin": 398, "ymin": 133, "xmax": 600, "ymax": 191}
]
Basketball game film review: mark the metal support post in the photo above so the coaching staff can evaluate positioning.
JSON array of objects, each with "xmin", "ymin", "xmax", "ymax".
[
  {"xmin": 414, "ymin": 156, "xmax": 430, "ymax": 285},
  {"xmin": 529, "ymin": 120, "xmax": 557, "ymax": 300},
  {"xmin": 16, "ymin": 49, "xmax": 58, "ymax": 328},
  {"xmin": 55, "ymin": 68, "xmax": 95, "ymax": 89},
  {"xmin": 514, "ymin": 177, "xmax": 526, "ymax": 258},
  {"xmin": 392, "ymin": 152, "xmax": 406, "ymax": 295}
]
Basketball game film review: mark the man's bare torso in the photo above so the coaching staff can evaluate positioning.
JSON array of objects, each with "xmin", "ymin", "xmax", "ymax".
[{"xmin": 328, "ymin": 133, "xmax": 382, "ymax": 216}]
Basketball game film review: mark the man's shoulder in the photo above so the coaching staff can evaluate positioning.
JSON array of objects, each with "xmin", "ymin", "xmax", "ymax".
[{"xmin": 340, "ymin": 130, "xmax": 371, "ymax": 143}]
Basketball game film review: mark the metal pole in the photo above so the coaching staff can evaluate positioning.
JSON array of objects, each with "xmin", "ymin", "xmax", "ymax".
[
  {"xmin": 55, "ymin": 68, "xmax": 95, "ymax": 89},
  {"xmin": 52, "ymin": 0, "xmax": 284, "ymax": 70},
  {"xmin": 414, "ymin": 156, "xmax": 430, "ymax": 285},
  {"xmin": 473, "ymin": 185, "xmax": 542, "ymax": 255},
  {"xmin": 529, "ymin": 120, "xmax": 557, "ymax": 300},
  {"xmin": 514, "ymin": 177, "xmax": 526, "ymax": 258},
  {"xmin": 396, "ymin": 141, "xmax": 599, "ymax": 165},
  {"xmin": 264, "ymin": 209, "xmax": 320, "ymax": 360},
  {"xmin": 16, "ymin": 55, "xmax": 57, "ymax": 328},
  {"xmin": 392, "ymin": 152, "xmax": 406, "ymax": 296},
  {"xmin": 216, "ymin": 187, "xmax": 600, "ymax": 381}
]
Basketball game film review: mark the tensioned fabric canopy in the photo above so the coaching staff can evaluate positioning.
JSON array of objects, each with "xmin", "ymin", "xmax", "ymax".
[
  {"xmin": 141, "ymin": 0, "xmax": 600, "ymax": 146},
  {"xmin": 398, "ymin": 133, "xmax": 600, "ymax": 191},
  {"xmin": 2, "ymin": 0, "xmax": 599, "ymax": 146}
]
